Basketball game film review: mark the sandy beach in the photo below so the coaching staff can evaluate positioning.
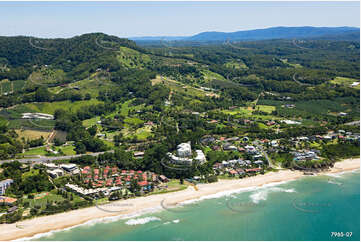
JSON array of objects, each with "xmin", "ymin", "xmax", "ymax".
[{"xmin": 0, "ymin": 158, "xmax": 359, "ymax": 241}]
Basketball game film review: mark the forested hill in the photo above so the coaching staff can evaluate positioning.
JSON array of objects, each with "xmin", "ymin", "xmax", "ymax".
[{"xmin": 0, "ymin": 33, "xmax": 142, "ymax": 81}]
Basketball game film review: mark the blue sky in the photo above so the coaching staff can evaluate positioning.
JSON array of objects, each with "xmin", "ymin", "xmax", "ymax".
[{"xmin": 0, "ymin": 1, "xmax": 359, "ymax": 38}]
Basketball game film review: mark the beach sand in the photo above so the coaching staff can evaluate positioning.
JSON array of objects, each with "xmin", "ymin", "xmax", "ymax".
[{"xmin": 0, "ymin": 158, "xmax": 359, "ymax": 241}]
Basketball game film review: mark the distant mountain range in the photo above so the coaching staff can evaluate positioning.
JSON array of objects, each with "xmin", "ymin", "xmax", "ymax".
[{"xmin": 130, "ymin": 26, "xmax": 360, "ymax": 42}]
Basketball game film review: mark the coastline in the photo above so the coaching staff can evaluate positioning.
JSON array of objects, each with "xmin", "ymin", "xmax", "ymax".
[{"xmin": 1, "ymin": 158, "xmax": 359, "ymax": 241}]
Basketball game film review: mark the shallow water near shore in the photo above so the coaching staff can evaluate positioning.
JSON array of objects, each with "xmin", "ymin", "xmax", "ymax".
[{"xmin": 35, "ymin": 170, "xmax": 360, "ymax": 241}]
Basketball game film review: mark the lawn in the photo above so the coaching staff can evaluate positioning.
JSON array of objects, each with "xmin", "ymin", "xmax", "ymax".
[
  {"xmin": 23, "ymin": 147, "xmax": 47, "ymax": 156},
  {"xmin": 57, "ymin": 145, "xmax": 76, "ymax": 155},
  {"xmin": 124, "ymin": 117, "xmax": 144, "ymax": 125}
]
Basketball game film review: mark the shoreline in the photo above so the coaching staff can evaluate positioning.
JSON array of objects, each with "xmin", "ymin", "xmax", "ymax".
[{"xmin": 1, "ymin": 158, "xmax": 359, "ymax": 241}]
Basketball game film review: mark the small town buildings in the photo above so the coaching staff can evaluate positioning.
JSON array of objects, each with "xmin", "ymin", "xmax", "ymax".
[{"xmin": 0, "ymin": 179, "xmax": 13, "ymax": 195}]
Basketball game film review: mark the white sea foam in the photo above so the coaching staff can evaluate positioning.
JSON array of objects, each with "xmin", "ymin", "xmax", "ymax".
[
  {"xmin": 18, "ymin": 180, "xmax": 298, "ymax": 240},
  {"xmin": 172, "ymin": 219, "xmax": 180, "ymax": 223},
  {"xmin": 17, "ymin": 206, "xmax": 163, "ymax": 241},
  {"xmin": 250, "ymin": 187, "xmax": 296, "ymax": 204},
  {"xmin": 125, "ymin": 216, "xmax": 161, "ymax": 225}
]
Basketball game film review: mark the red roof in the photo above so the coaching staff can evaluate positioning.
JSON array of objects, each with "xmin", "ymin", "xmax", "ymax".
[
  {"xmin": 138, "ymin": 181, "xmax": 148, "ymax": 186},
  {"xmin": 229, "ymin": 170, "xmax": 237, "ymax": 174},
  {"xmin": 82, "ymin": 170, "xmax": 89, "ymax": 174},
  {"xmin": 137, "ymin": 170, "xmax": 142, "ymax": 174},
  {"xmin": 94, "ymin": 169, "xmax": 99, "ymax": 174},
  {"xmin": 84, "ymin": 166, "xmax": 90, "ymax": 170},
  {"xmin": 245, "ymin": 168, "xmax": 262, "ymax": 172}
]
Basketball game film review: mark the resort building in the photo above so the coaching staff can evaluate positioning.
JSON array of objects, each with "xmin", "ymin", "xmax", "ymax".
[
  {"xmin": 0, "ymin": 179, "xmax": 13, "ymax": 195},
  {"xmin": 177, "ymin": 142, "xmax": 192, "ymax": 157}
]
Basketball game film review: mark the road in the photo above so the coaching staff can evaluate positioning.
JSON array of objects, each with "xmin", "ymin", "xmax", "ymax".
[
  {"xmin": 0, "ymin": 150, "xmax": 114, "ymax": 165},
  {"xmin": 292, "ymin": 73, "xmax": 310, "ymax": 86},
  {"xmin": 253, "ymin": 141, "xmax": 277, "ymax": 169}
]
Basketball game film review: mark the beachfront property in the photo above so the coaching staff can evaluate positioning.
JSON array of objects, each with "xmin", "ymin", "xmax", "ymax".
[
  {"xmin": 292, "ymin": 150, "xmax": 319, "ymax": 161},
  {"xmin": 0, "ymin": 196, "xmax": 17, "ymax": 205},
  {"xmin": 177, "ymin": 142, "xmax": 192, "ymax": 157},
  {"xmin": 77, "ymin": 166, "xmax": 166, "ymax": 196},
  {"xmin": 168, "ymin": 142, "xmax": 206, "ymax": 165},
  {"xmin": 0, "ymin": 179, "xmax": 13, "ymax": 195}
]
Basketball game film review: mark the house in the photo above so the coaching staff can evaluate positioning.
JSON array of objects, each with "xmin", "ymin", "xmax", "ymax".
[
  {"xmin": 213, "ymin": 163, "xmax": 222, "ymax": 170},
  {"xmin": 47, "ymin": 169, "xmax": 64, "ymax": 179},
  {"xmin": 229, "ymin": 170, "xmax": 238, "ymax": 176},
  {"xmin": 223, "ymin": 143, "xmax": 237, "ymax": 151},
  {"xmin": 225, "ymin": 137, "xmax": 239, "ymax": 142},
  {"xmin": 159, "ymin": 175, "xmax": 169, "ymax": 183},
  {"xmin": 282, "ymin": 120, "xmax": 301, "ymax": 125},
  {"xmin": 61, "ymin": 164, "xmax": 78, "ymax": 173},
  {"xmin": 43, "ymin": 163, "xmax": 58, "ymax": 170},
  {"xmin": 245, "ymin": 168, "xmax": 262, "ymax": 173},
  {"xmin": 254, "ymin": 160, "xmax": 263, "ymax": 165},
  {"xmin": 245, "ymin": 145, "xmax": 257, "ymax": 154},
  {"xmin": 236, "ymin": 168, "xmax": 245, "ymax": 175},
  {"xmin": 134, "ymin": 151, "xmax": 145, "ymax": 158},
  {"xmin": 338, "ymin": 112, "xmax": 347, "ymax": 116},
  {"xmin": 7, "ymin": 206, "xmax": 18, "ymax": 213},
  {"xmin": 0, "ymin": 179, "xmax": 13, "ymax": 195},
  {"xmin": 0, "ymin": 196, "xmax": 17, "ymax": 205},
  {"xmin": 200, "ymin": 136, "xmax": 216, "ymax": 145},
  {"xmin": 285, "ymin": 104, "xmax": 295, "ymax": 108},
  {"xmin": 144, "ymin": 121, "xmax": 154, "ymax": 126}
]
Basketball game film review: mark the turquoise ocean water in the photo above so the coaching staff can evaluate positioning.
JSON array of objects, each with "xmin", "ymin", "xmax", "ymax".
[{"xmin": 34, "ymin": 170, "xmax": 360, "ymax": 241}]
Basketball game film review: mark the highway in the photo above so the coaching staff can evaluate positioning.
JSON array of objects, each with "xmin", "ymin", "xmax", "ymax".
[{"xmin": 0, "ymin": 150, "xmax": 114, "ymax": 165}]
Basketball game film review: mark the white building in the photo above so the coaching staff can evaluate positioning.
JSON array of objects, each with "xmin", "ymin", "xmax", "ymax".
[
  {"xmin": 0, "ymin": 179, "xmax": 13, "ymax": 195},
  {"xmin": 282, "ymin": 120, "xmax": 301, "ymax": 125},
  {"xmin": 177, "ymin": 142, "xmax": 192, "ymax": 157},
  {"xmin": 194, "ymin": 150, "xmax": 206, "ymax": 164}
]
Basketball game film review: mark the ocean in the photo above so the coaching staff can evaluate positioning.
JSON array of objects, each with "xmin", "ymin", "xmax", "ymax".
[{"xmin": 32, "ymin": 170, "xmax": 360, "ymax": 241}]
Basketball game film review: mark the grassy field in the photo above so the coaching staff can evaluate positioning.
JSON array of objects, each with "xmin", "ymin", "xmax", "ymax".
[
  {"xmin": 201, "ymin": 70, "xmax": 226, "ymax": 82},
  {"xmin": 330, "ymin": 76, "xmax": 360, "ymax": 89},
  {"xmin": 15, "ymin": 129, "xmax": 52, "ymax": 141},
  {"xmin": 256, "ymin": 105, "xmax": 276, "ymax": 114},
  {"xmin": 280, "ymin": 58, "xmax": 302, "ymax": 68},
  {"xmin": 82, "ymin": 116, "xmax": 101, "ymax": 128},
  {"xmin": 117, "ymin": 47, "xmax": 151, "ymax": 68},
  {"xmin": 57, "ymin": 145, "xmax": 76, "ymax": 155},
  {"xmin": 224, "ymin": 60, "xmax": 248, "ymax": 69},
  {"xmin": 22, "ymin": 99, "xmax": 103, "ymax": 115}
]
